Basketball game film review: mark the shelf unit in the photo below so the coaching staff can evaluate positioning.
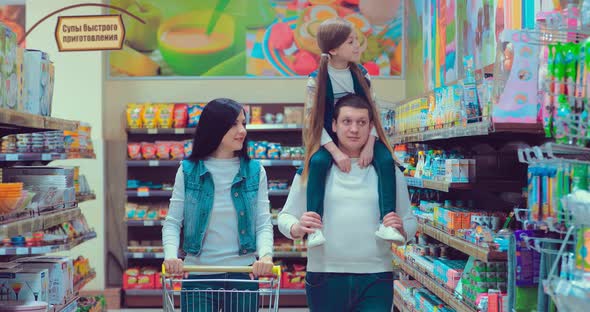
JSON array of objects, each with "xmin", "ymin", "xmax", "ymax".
[
  {"xmin": 385, "ymin": 95, "xmax": 546, "ymax": 310},
  {"xmin": 0, "ymin": 109, "xmax": 97, "ymax": 310},
  {"xmin": 417, "ymin": 221, "xmax": 506, "ymax": 262},
  {"xmin": 393, "ymin": 254, "xmax": 476, "ymax": 312},
  {"xmin": 122, "ymin": 103, "xmax": 307, "ymax": 308}
]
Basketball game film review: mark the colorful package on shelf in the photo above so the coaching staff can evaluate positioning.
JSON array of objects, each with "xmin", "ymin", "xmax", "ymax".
[
  {"xmin": 155, "ymin": 103, "xmax": 174, "ymax": 128},
  {"xmin": 494, "ymin": 30, "xmax": 540, "ymax": 124},
  {"xmin": 123, "ymin": 267, "xmax": 155, "ymax": 290},
  {"xmin": 173, "ymin": 104, "xmax": 188, "ymax": 128},
  {"xmin": 0, "ymin": 268, "xmax": 49, "ymax": 303},
  {"xmin": 126, "ymin": 104, "xmax": 143, "ymax": 129},
  {"xmin": 187, "ymin": 103, "xmax": 205, "ymax": 128},
  {"xmin": 281, "ymin": 264, "xmax": 306, "ymax": 289},
  {"xmin": 15, "ymin": 256, "xmax": 74, "ymax": 304},
  {"xmin": 1, "ymin": 24, "xmax": 18, "ymax": 110},
  {"xmin": 23, "ymin": 50, "xmax": 50, "ymax": 116},
  {"xmin": 141, "ymin": 104, "xmax": 158, "ymax": 129},
  {"xmin": 44, "ymin": 61, "xmax": 55, "ymax": 117},
  {"xmin": 433, "ymin": 259, "xmax": 467, "ymax": 290}
]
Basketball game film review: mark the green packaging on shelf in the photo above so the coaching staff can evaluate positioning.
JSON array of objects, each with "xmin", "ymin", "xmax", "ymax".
[{"xmin": 0, "ymin": 23, "xmax": 17, "ymax": 110}]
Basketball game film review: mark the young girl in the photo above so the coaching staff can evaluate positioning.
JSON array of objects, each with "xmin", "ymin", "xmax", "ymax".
[
  {"xmin": 162, "ymin": 98, "xmax": 274, "ymax": 312},
  {"xmin": 302, "ymin": 17, "xmax": 404, "ymax": 247}
]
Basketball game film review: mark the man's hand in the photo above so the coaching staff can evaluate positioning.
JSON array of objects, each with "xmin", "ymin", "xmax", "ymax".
[
  {"xmin": 332, "ymin": 149, "xmax": 351, "ymax": 173},
  {"xmin": 383, "ymin": 212, "xmax": 405, "ymax": 238},
  {"xmin": 291, "ymin": 212, "xmax": 323, "ymax": 239},
  {"xmin": 252, "ymin": 256, "xmax": 274, "ymax": 277},
  {"xmin": 163, "ymin": 258, "xmax": 184, "ymax": 275}
]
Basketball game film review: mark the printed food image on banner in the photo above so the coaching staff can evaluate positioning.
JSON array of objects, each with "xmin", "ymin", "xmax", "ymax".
[
  {"xmin": 0, "ymin": 4, "xmax": 26, "ymax": 48},
  {"xmin": 107, "ymin": 0, "xmax": 404, "ymax": 78}
]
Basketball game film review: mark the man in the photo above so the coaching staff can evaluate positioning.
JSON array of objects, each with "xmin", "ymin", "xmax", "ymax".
[{"xmin": 278, "ymin": 94, "xmax": 417, "ymax": 312}]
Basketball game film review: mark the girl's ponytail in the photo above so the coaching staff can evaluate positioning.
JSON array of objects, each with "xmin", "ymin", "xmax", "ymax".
[
  {"xmin": 301, "ymin": 53, "xmax": 330, "ymax": 183},
  {"xmin": 350, "ymin": 63, "xmax": 395, "ymax": 156}
]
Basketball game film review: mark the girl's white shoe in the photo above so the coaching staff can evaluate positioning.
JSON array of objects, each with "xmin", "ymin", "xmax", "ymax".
[
  {"xmin": 307, "ymin": 229, "xmax": 326, "ymax": 248},
  {"xmin": 375, "ymin": 224, "xmax": 405, "ymax": 245}
]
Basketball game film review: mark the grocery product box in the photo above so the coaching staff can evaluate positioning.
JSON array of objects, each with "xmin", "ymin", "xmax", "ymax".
[
  {"xmin": 16, "ymin": 47, "xmax": 25, "ymax": 111},
  {"xmin": 23, "ymin": 49, "xmax": 49, "ymax": 116},
  {"xmin": 1, "ymin": 23, "xmax": 18, "ymax": 110},
  {"xmin": 44, "ymin": 61, "xmax": 55, "ymax": 116},
  {"xmin": 0, "ymin": 268, "xmax": 49, "ymax": 303},
  {"xmin": 15, "ymin": 256, "xmax": 74, "ymax": 304}
]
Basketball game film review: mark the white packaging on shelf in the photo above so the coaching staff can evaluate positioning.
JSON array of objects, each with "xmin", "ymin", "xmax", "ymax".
[
  {"xmin": 15, "ymin": 256, "xmax": 74, "ymax": 304},
  {"xmin": 23, "ymin": 49, "xmax": 49, "ymax": 116},
  {"xmin": 0, "ymin": 268, "xmax": 49, "ymax": 303}
]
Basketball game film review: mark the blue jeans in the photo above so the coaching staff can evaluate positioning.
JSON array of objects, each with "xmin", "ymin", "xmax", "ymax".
[
  {"xmin": 180, "ymin": 273, "xmax": 259, "ymax": 312},
  {"xmin": 305, "ymin": 272, "xmax": 393, "ymax": 312}
]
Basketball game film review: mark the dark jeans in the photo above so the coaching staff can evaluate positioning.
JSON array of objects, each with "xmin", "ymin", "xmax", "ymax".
[
  {"xmin": 307, "ymin": 140, "xmax": 396, "ymax": 219},
  {"xmin": 180, "ymin": 273, "xmax": 259, "ymax": 312},
  {"xmin": 305, "ymin": 272, "xmax": 394, "ymax": 312}
]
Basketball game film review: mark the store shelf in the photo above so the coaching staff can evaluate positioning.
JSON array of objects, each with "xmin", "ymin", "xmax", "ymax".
[
  {"xmin": 74, "ymin": 271, "xmax": 96, "ymax": 293},
  {"xmin": 274, "ymin": 251, "xmax": 306, "ymax": 258},
  {"xmin": 126, "ymin": 160, "xmax": 180, "ymax": 167},
  {"xmin": 126, "ymin": 252, "xmax": 164, "ymax": 259},
  {"xmin": 391, "ymin": 120, "xmax": 544, "ymax": 144},
  {"xmin": 0, "ymin": 108, "xmax": 78, "ymax": 135},
  {"xmin": 394, "ymin": 292, "xmax": 416, "ymax": 312},
  {"xmin": 126, "ymin": 190, "xmax": 172, "ymax": 197},
  {"xmin": 0, "ymin": 207, "xmax": 82, "ymax": 237},
  {"xmin": 418, "ymin": 221, "xmax": 506, "ymax": 262},
  {"xmin": 0, "ymin": 153, "xmax": 67, "ymax": 162},
  {"xmin": 0, "ymin": 232, "xmax": 96, "ymax": 256},
  {"xmin": 269, "ymin": 189, "xmax": 290, "ymax": 196},
  {"xmin": 126, "ymin": 124, "xmax": 303, "ymax": 135},
  {"xmin": 126, "ymin": 220, "xmax": 164, "ymax": 227},
  {"xmin": 0, "ymin": 152, "xmax": 96, "ymax": 163},
  {"xmin": 51, "ymin": 295, "xmax": 79, "ymax": 312},
  {"xmin": 124, "ymin": 289, "xmax": 163, "ymax": 296},
  {"xmin": 77, "ymin": 193, "xmax": 96, "ymax": 203},
  {"xmin": 405, "ymin": 177, "xmax": 472, "ymax": 192},
  {"xmin": 393, "ymin": 254, "xmax": 475, "ymax": 312}
]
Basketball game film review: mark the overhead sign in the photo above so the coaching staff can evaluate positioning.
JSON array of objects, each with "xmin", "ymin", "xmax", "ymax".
[{"xmin": 55, "ymin": 15, "xmax": 125, "ymax": 52}]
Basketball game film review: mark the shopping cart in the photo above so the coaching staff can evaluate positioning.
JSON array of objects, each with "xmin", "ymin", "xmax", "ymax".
[{"xmin": 161, "ymin": 264, "xmax": 282, "ymax": 312}]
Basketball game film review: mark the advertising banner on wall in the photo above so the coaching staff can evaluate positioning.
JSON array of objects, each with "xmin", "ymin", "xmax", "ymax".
[{"xmin": 107, "ymin": 0, "xmax": 404, "ymax": 79}]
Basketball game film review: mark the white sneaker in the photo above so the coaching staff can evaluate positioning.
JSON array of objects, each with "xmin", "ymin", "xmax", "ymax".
[
  {"xmin": 375, "ymin": 224, "xmax": 405, "ymax": 245},
  {"xmin": 307, "ymin": 229, "xmax": 326, "ymax": 248}
]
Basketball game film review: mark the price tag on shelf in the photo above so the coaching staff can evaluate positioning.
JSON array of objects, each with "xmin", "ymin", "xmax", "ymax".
[
  {"xmin": 148, "ymin": 160, "xmax": 159, "ymax": 167},
  {"xmin": 16, "ymin": 247, "xmax": 29, "ymax": 255},
  {"xmin": 174, "ymin": 128, "xmax": 185, "ymax": 134},
  {"xmin": 0, "ymin": 249, "xmax": 5, "ymax": 255},
  {"xmin": 147, "ymin": 128, "xmax": 158, "ymax": 134},
  {"xmin": 144, "ymin": 220, "xmax": 155, "ymax": 226},
  {"xmin": 137, "ymin": 187, "xmax": 150, "ymax": 197},
  {"xmin": 132, "ymin": 253, "xmax": 144, "ymax": 258},
  {"xmin": 5, "ymin": 154, "xmax": 19, "ymax": 161},
  {"xmin": 42, "ymin": 153, "xmax": 53, "ymax": 161}
]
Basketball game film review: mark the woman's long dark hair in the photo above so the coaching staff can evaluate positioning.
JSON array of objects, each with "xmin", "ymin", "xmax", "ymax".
[{"xmin": 187, "ymin": 98, "xmax": 249, "ymax": 161}]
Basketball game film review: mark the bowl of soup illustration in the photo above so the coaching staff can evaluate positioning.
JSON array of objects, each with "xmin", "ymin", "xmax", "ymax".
[{"xmin": 157, "ymin": 10, "xmax": 235, "ymax": 76}]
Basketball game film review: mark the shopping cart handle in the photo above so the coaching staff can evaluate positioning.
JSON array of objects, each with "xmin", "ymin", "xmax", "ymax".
[{"xmin": 162, "ymin": 264, "xmax": 281, "ymax": 278}]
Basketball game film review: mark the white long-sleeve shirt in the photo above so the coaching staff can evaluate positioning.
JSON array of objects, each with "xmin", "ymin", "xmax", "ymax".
[
  {"xmin": 305, "ymin": 65, "xmax": 378, "ymax": 146},
  {"xmin": 278, "ymin": 164, "xmax": 417, "ymax": 274},
  {"xmin": 162, "ymin": 158, "xmax": 273, "ymax": 267}
]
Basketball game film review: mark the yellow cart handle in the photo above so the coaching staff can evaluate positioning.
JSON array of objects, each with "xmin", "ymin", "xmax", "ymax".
[{"xmin": 162, "ymin": 264, "xmax": 282, "ymax": 278}]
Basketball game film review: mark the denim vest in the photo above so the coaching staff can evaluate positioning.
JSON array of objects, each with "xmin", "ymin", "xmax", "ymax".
[{"xmin": 181, "ymin": 158, "xmax": 260, "ymax": 256}]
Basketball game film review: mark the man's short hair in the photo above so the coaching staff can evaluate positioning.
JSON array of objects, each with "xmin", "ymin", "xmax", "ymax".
[{"xmin": 333, "ymin": 94, "xmax": 373, "ymax": 121}]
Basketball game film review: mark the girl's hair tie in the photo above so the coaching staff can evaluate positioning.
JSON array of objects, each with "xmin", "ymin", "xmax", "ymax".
[{"xmin": 320, "ymin": 53, "xmax": 331, "ymax": 59}]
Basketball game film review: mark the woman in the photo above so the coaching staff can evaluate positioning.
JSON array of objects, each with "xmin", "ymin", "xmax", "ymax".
[{"xmin": 162, "ymin": 98, "xmax": 274, "ymax": 312}]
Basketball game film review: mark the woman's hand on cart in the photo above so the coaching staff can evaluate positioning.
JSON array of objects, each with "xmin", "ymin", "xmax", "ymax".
[
  {"xmin": 163, "ymin": 258, "xmax": 184, "ymax": 275},
  {"xmin": 251, "ymin": 255, "xmax": 274, "ymax": 278}
]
